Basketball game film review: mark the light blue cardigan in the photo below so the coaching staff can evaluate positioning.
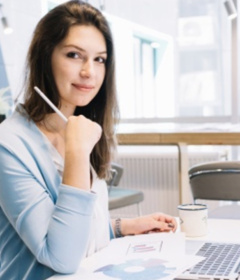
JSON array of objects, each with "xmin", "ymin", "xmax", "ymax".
[{"xmin": 0, "ymin": 105, "xmax": 114, "ymax": 280}]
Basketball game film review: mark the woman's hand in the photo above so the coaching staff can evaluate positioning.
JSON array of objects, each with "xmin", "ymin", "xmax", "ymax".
[
  {"xmin": 120, "ymin": 213, "xmax": 177, "ymax": 236},
  {"xmin": 65, "ymin": 115, "xmax": 102, "ymax": 156},
  {"xmin": 63, "ymin": 115, "xmax": 102, "ymax": 190}
]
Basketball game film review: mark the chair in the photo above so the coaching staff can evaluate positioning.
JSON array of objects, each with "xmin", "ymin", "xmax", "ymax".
[
  {"xmin": 107, "ymin": 162, "xmax": 144, "ymax": 215},
  {"xmin": 189, "ymin": 161, "xmax": 240, "ymax": 219},
  {"xmin": 0, "ymin": 114, "xmax": 5, "ymax": 123}
]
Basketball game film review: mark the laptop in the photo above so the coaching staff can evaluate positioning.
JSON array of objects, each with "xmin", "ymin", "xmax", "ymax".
[{"xmin": 177, "ymin": 240, "xmax": 240, "ymax": 280}]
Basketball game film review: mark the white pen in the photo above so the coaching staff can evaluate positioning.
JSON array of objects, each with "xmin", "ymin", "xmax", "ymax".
[{"xmin": 33, "ymin": 86, "xmax": 68, "ymax": 123}]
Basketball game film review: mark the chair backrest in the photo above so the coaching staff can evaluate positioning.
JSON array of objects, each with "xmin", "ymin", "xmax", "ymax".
[
  {"xmin": 189, "ymin": 161, "xmax": 240, "ymax": 201},
  {"xmin": 106, "ymin": 162, "xmax": 124, "ymax": 190}
]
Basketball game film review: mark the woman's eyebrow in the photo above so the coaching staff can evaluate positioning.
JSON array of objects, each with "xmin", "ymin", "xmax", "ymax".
[{"xmin": 63, "ymin": 44, "xmax": 107, "ymax": 55}]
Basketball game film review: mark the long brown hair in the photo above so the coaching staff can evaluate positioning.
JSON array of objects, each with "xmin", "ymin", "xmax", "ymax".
[{"xmin": 23, "ymin": 0, "xmax": 119, "ymax": 178}]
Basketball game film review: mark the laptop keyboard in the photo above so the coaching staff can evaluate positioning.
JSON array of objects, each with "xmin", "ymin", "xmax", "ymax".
[{"xmin": 189, "ymin": 242, "xmax": 240, "ymax": 276}]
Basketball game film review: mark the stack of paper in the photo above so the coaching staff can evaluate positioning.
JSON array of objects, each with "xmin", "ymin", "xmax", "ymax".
[{"xmin": 56, "ymin": 232, "xmax": 202, "ymax": 280}]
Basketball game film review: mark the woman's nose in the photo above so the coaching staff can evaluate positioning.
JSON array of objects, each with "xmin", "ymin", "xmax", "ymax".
[{"xmin": 80, "ymin": 61, "xmax": 93, "ymax": 78}]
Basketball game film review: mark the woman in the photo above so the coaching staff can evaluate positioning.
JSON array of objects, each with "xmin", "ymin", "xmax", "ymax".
[{"xmin": 0, "ymin": 1, "xmax": 177, "ymax": 279}]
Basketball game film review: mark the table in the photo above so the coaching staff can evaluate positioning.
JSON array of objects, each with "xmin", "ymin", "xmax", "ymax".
[
  {"xmin": 186, "ymin": 218, "xmax": 240, "ymax": 242},
  {"xmin": 117, "ymin": 131, "xmax": 240, "ymax": 145},
  {"xmin": 116, "ymin": 124, "xmax": 240, "ymax": 204},
  {"xmin": 47, "ymin": 218, "xmax": 240, "ymax": 279}
]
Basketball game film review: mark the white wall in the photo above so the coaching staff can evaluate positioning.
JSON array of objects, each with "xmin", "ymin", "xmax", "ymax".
[
  {"xmin": 0, "ymin": 0, "xmax": 43, "ymax": 98},
  {"xmin": 103, "ymin": 0, "xmax": 177, "ymax": 36}
]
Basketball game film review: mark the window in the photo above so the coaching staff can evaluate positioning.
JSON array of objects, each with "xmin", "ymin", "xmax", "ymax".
[
  {"xmin": 106, "ymin": 0, "xmax": 233, "ymax": 123},
  {"xmin": 132, "ymin": 36, "xmax": 174, "ymax": 119},
  {"xmin": 108, "ymin": 14, "xmax": 174, "ymax": 121},
  {"xmin": 176, "ymin": 0, "xmax": 231, "ymax": 119}
]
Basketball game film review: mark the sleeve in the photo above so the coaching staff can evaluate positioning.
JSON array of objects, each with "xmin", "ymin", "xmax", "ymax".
[{"xmin": 0, "ymin": 144, "xmax": 96, "ymax": 274}]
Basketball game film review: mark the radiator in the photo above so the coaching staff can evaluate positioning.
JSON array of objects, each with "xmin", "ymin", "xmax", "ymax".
[{"xmin": 110, "ymin": 145, "xmax": 223, "ymax": 218}]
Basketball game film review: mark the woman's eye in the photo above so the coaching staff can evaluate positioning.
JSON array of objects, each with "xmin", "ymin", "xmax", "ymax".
[
  {"xmin": 96, "ymin": 57, "xmax": 106, "ymax": 64},
  {"xmin": 66, "ymin": 52, "xmax": 80, "ymax": 59}
]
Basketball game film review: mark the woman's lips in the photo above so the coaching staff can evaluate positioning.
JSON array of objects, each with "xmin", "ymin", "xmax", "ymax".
[{"xmin": 72, "ymin": 83, "xmax": 94, "ymax": 92}]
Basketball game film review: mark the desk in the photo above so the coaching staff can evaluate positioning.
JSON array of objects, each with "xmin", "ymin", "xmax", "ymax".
[
  {"xmin": 117, "ymin": 131, "xmax": 240, "ymax": 146},
  {"xmin": 186, "ymin": 218, "xmax": 240, "ymax": 243},
  {"xmin": 47, "ymin": 219, "xmax": 240, "ymax": 280},
  {"xmin": 117, "ymin": 125, "xmax": 240, "ymax": 204}
]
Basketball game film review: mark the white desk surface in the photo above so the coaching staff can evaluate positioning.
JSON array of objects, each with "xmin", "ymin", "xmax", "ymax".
[
  {"xmin": 186, "ymin": 218, "xmax": 240, "ymax": 243},
  {"xmin": 47, "ymin": 218, "xmax": 240, "ymax": 279}
]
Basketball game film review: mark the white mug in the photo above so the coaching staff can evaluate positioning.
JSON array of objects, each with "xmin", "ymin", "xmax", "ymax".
[{"xmin": 178, "ymin": 204, "xmax": 208, "ymax": 237}]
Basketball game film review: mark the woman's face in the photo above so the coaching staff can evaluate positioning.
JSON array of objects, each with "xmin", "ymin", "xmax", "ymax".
[{"xmin": 51, "ymin": 25, "xmax": 107, "ymax": 116}]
